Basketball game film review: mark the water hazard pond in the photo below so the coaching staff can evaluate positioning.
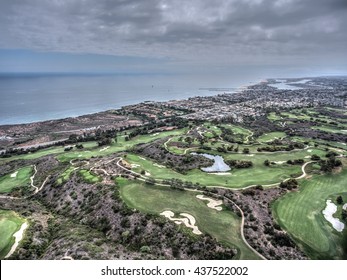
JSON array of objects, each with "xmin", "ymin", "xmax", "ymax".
[{"xmin": 191, "ymin": 153, "xmax": 231, "ymax": 172}]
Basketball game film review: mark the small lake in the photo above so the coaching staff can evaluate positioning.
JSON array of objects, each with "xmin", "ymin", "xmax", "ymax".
[{"xmin": 191, "ymin": 153, "xmax": 231, "ymax": 172}]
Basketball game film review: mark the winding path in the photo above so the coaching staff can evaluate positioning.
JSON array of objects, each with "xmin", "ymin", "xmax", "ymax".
[
  {"xmin": 207, "ymin": 161, "xmax": 314, "ymax": 190},
  {"xmin": 222, "ymin": 196, "xmax": 266, "ymax": 260},
  {"xmin": 113, "ymin": 153, "xmax": 315, "ymax": 259},
  {"xmin": 30, "ymin": 165, "xmax": 39, "ymax": 193}
]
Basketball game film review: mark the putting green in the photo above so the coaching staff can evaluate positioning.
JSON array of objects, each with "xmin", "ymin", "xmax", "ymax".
[
  {"xmin": 0, "ymin": 210, "xmax": 26, "ymax": 259},
  {"xmin": 273, "ymin": 170, "xmax": 347, "ymax": 259},
  {"xmin": 0, "ymin": 166, "xmax": 33, "ymax": 193},
  {"xmin": 118, "ymin": 179, "xmax": 261, "ymax": 259}
]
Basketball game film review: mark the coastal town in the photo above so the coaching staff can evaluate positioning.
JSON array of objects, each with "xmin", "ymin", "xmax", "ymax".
[
  {"xmin": 1, "ymin": 77, "xmax": 346, "ymax": 152},
  {"xmin": 1, "ymin": 76, "xmax": 347, "ymax": 261}
]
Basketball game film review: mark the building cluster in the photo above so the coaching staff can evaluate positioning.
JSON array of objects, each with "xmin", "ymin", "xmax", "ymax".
[{"xmin": 130, "ymin": 78, "xmax": 347, "ymax": 123}]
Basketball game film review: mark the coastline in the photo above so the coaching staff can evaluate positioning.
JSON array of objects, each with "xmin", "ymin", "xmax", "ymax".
[
  {"xmin": 0, "ymin": 79, "xmax": 260, "ymax": 127},
  {"xmin": 0, "ymin": 75, "xmax": 259, "ymax": 126}
]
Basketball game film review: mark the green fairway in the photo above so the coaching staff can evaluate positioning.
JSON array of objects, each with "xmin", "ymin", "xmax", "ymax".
[
  {"xmin": 257, "ymin": 132, "xmax": 287, "ymax": 143},
  {"xmin": 267, "ymin": 112, "xmax": 283, "ymax": 121},
  {"xmin": 2, "ymin": 129, "xmax": 186, "ymax": 163},
  {"xmin": 118, "ymin": 179, "xmax": 261, "ymax": 259},
  {"xmin": 125, "ymin": 147, "xmax": 320, "ymax": 188},
  {"xmin": 280, "ymin": 111, "xmax": 311, "ymax": 120},
  {"xmin": 223, "ymin": 124, "xmax": 252, "ymax": 136},
  {"xmin": 2, "ymin": 141, "xmax": 99, "ymax": 162},
  {"xmin": 57, "ymin": 128, "xmax": 187, "ymax": 162},
  {"xmin": 313, "ymin": 126, "xmax": 347, "ymax": 135},
  {"xmin": 0, "ymin": 166, "xmax": 33, "ymax": 193},
  {"xmin": 79, "ymin": 169, "xmax": 101, "ymax": 184},
  {"xmin": 0, "ymin": 210, "xmax": 26, "ymax": 258},
  {"xmin": 55, "ymin": 166, "xmax": 77, "ymax": 186},
  {"xmin": 273, "ymin": 170, "xmax": 347, "ymax": 259}
]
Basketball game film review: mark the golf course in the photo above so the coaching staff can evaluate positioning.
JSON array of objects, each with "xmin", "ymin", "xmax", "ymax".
[
  {"xmin": 118, "ymin": 178, "xmax": 261, "ymax": 259},
  {"xmin": 0, "ymin": 210, "xmax": 27, "ymax": 259}
]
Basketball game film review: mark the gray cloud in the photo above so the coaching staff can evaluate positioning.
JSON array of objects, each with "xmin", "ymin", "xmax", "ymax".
[{"xmin": 0, "ymin": 0, "xmax": 346, "ymax": 68}]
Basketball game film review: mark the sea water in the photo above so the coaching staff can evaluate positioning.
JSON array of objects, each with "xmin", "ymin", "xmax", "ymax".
[{"xmin": 0, "ymin": 73, "xmax": 246, "ymax": 125}]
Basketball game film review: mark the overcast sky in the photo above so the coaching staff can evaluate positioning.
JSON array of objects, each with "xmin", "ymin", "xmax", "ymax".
[{"xmin": 0, "ymin": 0, "xmax": 346, "ymax": 76}]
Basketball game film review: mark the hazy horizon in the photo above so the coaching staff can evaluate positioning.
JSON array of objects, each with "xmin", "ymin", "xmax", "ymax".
[{"xmin": 0, "ymin": 0, "xmax": 346, "ymax": 79}]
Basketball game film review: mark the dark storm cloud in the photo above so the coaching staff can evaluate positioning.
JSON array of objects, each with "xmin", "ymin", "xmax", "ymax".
[{"xmin": 0, "ymin": 0, "xmax": 346, "ymax": 66}]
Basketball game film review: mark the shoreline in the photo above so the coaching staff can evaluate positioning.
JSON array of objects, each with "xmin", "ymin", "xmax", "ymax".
[{"xmin": 0, "ymin": 79, "xmax": 261, "ymax": 127}]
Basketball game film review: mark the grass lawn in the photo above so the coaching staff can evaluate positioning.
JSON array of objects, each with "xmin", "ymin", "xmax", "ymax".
[
  {"xmin": 2, "ymin": 129, "xmax": 187, "ymax": 163},
  {"xmin": 257, "ymin": 132, "xmax": 287, "ymax": 143},
  {"xmin": 325, "ymin": 107, "xmax": 347, "ymax": 115},
  {"xmin": 118, "ymin": 179, "xmax": 261, "ymax": 259},
  {"xmin": 57, "ymin": 128, "xmax": 187, "ymax": 162},
  {"xmin": 55, "ymin": 166, "xmax": 77, "ymax": 186},
  {"xmin": 280, "ymin": 112, "xmax": 306, "ymax": 119},
  {"xmin": 220, "ymin": 124, "xmax": 251, "ymax": 136},
  {"xmin": 312, "ymin": 126, "xmax": 347, "ymax": 135},
  {"xmin": 125, "ymin": 151, "xmax": 311, "ymax": 188},
  {"xmin": 272, "ymin": 170, "xmax": 347, "ymax": 259},
  {"xmin": 267, "ymin": 112, "xmax": 283, "ymax": 121},
  {"xmin": 0, "ymin": 166, "xmax": 33, "ymax": 193},
  {"xmin": 79, "ymin": 169, "xmax": 101, "ymax": 184},
  {"xmin": 0, "ymin": 210, "xmax": 26, "ymax": 258}
]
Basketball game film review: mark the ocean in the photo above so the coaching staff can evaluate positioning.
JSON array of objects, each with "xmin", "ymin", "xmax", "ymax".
[{"xmin": 0, "ymin": 73, "xmax": 253, "ymax": 125}]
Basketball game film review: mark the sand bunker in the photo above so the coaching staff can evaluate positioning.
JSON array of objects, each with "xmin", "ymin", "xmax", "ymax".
[
  {"xmin": 304, "ymin": 156, "xmax": 311, "ymax": 159},
  {"xmin": 131, "ymin": 164, "xmax": 140, "ymax": 168},
  {"xmin": 307, "ymin": 149, "xmax": 312, "ymax": 152},
  {"xmin": 160, "ymin": 210, "xmax": 202, "ymax": 235},
  {"xmin": 145, "ymin": 171, "xmax": 151, "ymax": 176},
  {"xmin": 153, "ymin": 163, "xmax": 165, "ymax": 168},
  {"xmin": 5, "ymin": 222, "xmax": 28, "ymax": 258},
  {"xmin": 10, "ymin": 171, "xmax": 18, "ymax": 178},
  {"xmin": 343, "ymin": 203, "xmax": 347, "ymax": 211},
  {"xmin": 99, "ymin": 146, "xmax": 110, "ymax": 152},
  {"xmin": 139, "ymin": 157, "xmax": 147, "ymax": 161},
  {"xmin": 246, "ymin": 154, "xmax": 255, "ymax": 157},
  {"xmin": 152, "ymin": 133, "xmax": 159, "ymax": 136},
  {"xmin": 196, "ymin": 195, "xmax": 223, "ymax": 211},
  {"xmin": 322, "ymin": 199, "xmax": 345, "ymax": 232},
  {"xmin": 273, "ymin": 161, "xmax": 286, "ymax": 164}
]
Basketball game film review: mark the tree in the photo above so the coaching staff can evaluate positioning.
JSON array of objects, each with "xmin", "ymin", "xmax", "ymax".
[
  {"xmin": 336, "ymin": 196, "xmax": 343, "ymax": 205},
  {"xmin": 311, "ymin": 154, "xmax": 320, "ymax": 161},
  {"xmin": 279, "ymin": 179, "xmax": 298, "ymax": 190},
  {"xmin": 264, "ymin": 159, "xmax": 270, "ymax": 166},
  {"xmin": 64, "ymin": 146, "xmax": 73, "ymax": 152},
  {"xmin": 342, "ymin": 209, "xmax": 347, "ymax": 221},
  {"xmin": 242, "ymin": 148, "xmax": 250, "ymax": 154}
]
